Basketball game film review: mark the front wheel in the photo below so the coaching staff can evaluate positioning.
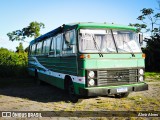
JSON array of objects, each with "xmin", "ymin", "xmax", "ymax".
[
  {"xmin": 115, "ymin": 92, "xmax": 129, "ymax": 98},
  {"xmin": 68, "ymin": 80, "xmax": 79, "ymax": 103}
]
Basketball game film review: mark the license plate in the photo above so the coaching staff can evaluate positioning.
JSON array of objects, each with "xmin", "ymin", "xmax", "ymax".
[{"xmin": 117, "ymin": 87, "xmax": 128, "ymax": 93}]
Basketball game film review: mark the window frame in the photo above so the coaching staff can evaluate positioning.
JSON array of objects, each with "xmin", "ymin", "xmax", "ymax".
[
  {"xmin": 35, "ymin": 41, "xmax": 43, "ymax": 55},
  {"xmin": 48, "ymin": 34, "xmax": 63, "ymax": 57},
  {"xmin": 62, "ymin": 29, "xmax": 77, "ymax": 56},
  {"xmin": 42, "ymin": 38, "xmax": 52, "ymax": 55},
  {"xmin": 30, "ymin": 44, "xmax": 36, "ymax": 55},
  {"xmin": 78, "ymin": 28, "xmax": 142, "ymax": 54},
  {"xmin": 49, "ymin": 37, "xmax": 56, "ymax": 57},
  {"xmin": 55, "ymin": 34, "xmax": 62, "ymax": 57}
]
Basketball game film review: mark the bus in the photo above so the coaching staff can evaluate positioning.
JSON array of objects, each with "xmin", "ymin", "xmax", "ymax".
[{"xmin": 28, "ymin": 22, "xmax": 148, "ymax": 102}]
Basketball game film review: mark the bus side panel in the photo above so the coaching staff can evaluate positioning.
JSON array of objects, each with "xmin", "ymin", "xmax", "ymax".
[
  {"xmin": 57, "ymin": 56, "xmax": 78, "ymax": 76},
  {"xmin": 73, "ymin": 82, "xmax": 85, "ymax": 95},
  {"xmin": 38, "ymin": 72, "xmax": 64, "ymax": 89},
  {"xmin": 28, "ymin": 56, "xmax": 37, "ymax": 77},
  {"xmin": 36, "ymin": 56, "xmax": 77, "ymax": 89},
  {"xmin": 28, "ymin": 55, "xmax": 80, "ymax": 91},
  {"xmin": 37, "ymin": 56, "xmax": 77, "ymax": 75}
]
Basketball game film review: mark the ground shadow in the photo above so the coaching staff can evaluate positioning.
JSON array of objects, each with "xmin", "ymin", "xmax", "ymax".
[
  {"xmin": 0, "ymin": 77, "xmax": 115, "ymax": 103},
  {"xmin": 0, "ymin": 77, "xmax": 71, "ymax": 103}
]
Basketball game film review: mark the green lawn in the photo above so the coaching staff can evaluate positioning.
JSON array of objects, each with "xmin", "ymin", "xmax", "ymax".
[{"xmin": 145, "ymin": 72, "xmax": 160, "ymax": 82}]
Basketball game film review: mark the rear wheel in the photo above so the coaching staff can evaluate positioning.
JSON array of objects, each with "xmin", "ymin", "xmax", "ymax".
[
  {"xmin": 115, "ymin": 92, "xmax": 129, "ymax": 98},
  {"xmin": 68, "ymin": 80, "xmax": 79, "ymax": 103}
]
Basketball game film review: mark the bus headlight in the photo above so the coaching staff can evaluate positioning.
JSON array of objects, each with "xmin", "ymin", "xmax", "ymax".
[
  {"xmin": 139, "ymin": 76, "xmax": 144, "ymax": 82},
  {"xmin": 139, "ymin": 69, "xmax": 144, "ymax": 75},
  {"xmin": 88, "ymin": 79, "xmax": 95, "ymax": 86},
  {"xmin": 88, "ymin": 71, "xmax": 95, "ymax": 78}
]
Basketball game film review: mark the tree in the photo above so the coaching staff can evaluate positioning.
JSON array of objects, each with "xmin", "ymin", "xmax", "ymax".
[
  {"xmin": 143, "ymin": 34, "xmax": 160, "ymax": 71},
  {"xmin": 7, "ymin": 21, "xmax": 45, "ymax": 41},
  {"xmin": 16, "ymin": 42, "xmax": 24, "ymax": 53},
  {"xmin": 130, "ymin": 1, "xmax": 160, "ymax": 71},
  {"xmin": 0, "ymin": 47, "xmax": 28, "ymax": 77},
  {"xmin": 129, "ymin": 2, "xmax": 160, "ymax": 36}
]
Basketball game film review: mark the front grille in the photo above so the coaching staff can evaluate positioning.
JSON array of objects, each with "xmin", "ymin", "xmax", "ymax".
[{"xmin": 97, "ymin": 69, "xmax": 138, "ymax": 86}]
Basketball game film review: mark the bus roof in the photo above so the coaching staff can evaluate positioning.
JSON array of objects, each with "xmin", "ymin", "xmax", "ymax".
[{"xmin": 30, "ymin": 22, "xmax": 136, "ymax": 45}]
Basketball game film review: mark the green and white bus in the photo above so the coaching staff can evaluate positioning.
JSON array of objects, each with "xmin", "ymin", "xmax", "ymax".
[{"xmin": 28, "ymin": 22, "xmax": 148, "ymax": 102}]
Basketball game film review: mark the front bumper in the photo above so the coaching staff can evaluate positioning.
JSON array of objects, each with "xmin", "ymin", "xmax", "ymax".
[{"xmin": 79, "ymin": 83, "xmax": 148, "ymax": 96}]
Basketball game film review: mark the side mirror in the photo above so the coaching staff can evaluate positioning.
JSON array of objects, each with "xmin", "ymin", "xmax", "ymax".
[{"xmin": 139, "ymin": 33, "xmax": 143, "ymax": 45}]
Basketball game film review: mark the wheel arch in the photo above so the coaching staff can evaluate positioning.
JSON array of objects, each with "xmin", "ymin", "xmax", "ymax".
[
  {"xmin": 64, "ymin": 75, "xmax": 73, "ymax": 90},
  {"xmin": 34, "ymin": 69, "xmax": 38, "ymax": 77}
]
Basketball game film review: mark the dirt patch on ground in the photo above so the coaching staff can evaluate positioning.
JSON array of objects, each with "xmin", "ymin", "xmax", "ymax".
[{"xmin": 0, "ymin": 78, "xmax": 159, "ymax": 119}]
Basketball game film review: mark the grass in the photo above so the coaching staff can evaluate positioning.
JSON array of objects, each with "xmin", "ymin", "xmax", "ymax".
[
  {"xmin": 145, "ymin": 72, "xmax": 160, "ymax": 79},
  {"xmin": 127, "ymin": 95, "xmax": 160, "ymax": 111},
  {"xmin": 145, "ymin": 72, "xmax": 160, "ymax": 82}
]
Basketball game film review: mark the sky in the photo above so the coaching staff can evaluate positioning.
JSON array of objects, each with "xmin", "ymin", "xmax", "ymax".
[{"xmin": 0, "ymin": 0, "xmax": 159, "ymax": 51}]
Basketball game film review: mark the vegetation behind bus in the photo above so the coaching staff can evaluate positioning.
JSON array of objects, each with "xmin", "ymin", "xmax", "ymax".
[
  {"xmin": 0, "ymin": 47, "xmax": 28, "ymax": 78},
  {"xmin": 130, "ymin": 2, "xmax": 160, "ymax": 72},
  {"xmin": 1, "ymin": 21, "xmax": 44, "ymax": 78}
]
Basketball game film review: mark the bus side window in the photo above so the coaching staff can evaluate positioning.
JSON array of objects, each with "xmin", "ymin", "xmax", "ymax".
[
  {"xmin": 29, "ymin": 45, "xmax": 31, "ymax": 55},
  {"xmin": 50, "ymin": 37, "xmax": 56, "ymax": 56},
  {"xmin": 63, "ymin": 30, "xmax": 76, "ymax": 55},
  {"xmin": 31, "ymin": 44, "xmax": 36, "ymax": 55},
  {"xmin": 42, "ymin": 38, "xmax": 51, "ymax": 55},
  {"xmin": 36, "ymin": 42, "xmax": 42, "ymax": 55},
  {"xmin": 42, "ymin": 40, "xmax": 46, "ymax": 54},
  {"xmin": 56, "ymin": 35, "xmax": 62, "ymax": 56}
]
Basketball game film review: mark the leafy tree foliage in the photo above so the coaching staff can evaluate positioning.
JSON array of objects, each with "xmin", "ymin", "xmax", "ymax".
[
  {"xmin": 129, "ymin": 6, "xmax": 160, "ymax": 35},
  {"xmin": 16, "ymin": 42, "xmax": 24, "ymax": 53},
  {"xmin": 0, "ymin": 48, "xmax": 28, "ymax": 77},
  {"xmin": 7, "ymin": 21, "xmax": 45, "ymax": 41},
  {"xmin": 143, "ymin": 34, "xmax": 160, "ymax": 71},
  {"xmin": 130, "ymin": 1, "xmax": 160, "ymax": 71}
]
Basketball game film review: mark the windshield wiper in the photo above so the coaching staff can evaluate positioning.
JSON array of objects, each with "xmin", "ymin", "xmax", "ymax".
[
  {"xmin": 111, "ymin": 29, "xmax": 118, "ymax": 53},
  {"xmin": 91, "ymin": 34, "xmax": 103, "ymax": 57},
  {"xmin": 110, "ymin": 29, "xmax": 135, "ymax": 57},
  {"xmin": 123, "ymin": 40, "xmax": 135, "ymax": 57}
]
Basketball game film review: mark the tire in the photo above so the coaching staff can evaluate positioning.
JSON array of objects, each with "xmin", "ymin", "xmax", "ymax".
[
  {"xmin": 115, "ymin": 92, "xmax": 129, "ymax": 98},
  {"xmin": 68, "ymin": 80, "xmax": 79, "ymax": 103}
]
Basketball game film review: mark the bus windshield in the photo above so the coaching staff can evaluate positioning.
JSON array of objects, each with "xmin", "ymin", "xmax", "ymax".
[{"xmin": 79, "ymin": 29, "xmax": 142, "ymax": 53}]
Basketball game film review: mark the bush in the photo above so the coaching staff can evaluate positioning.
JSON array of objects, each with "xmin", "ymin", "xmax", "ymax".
[
  {"xmin": 0, "ymin": 48, "xmax": 28, "ymax": 78},
  {"xmin": 143, "ymin": 34, "xmax": 160, "ymax": 71}
]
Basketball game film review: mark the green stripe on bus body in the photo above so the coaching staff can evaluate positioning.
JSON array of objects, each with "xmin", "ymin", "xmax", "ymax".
[
  {"xmin": 78, "ymin": 54, "xmax": 144, "ymax": 69},
  {"xmin": 83, "ymin": 59, "xmax": 144, "ymax": 69},
  {"xmin": 79, "ymin": 53, "xmax": 143, "ymax": 59},
  {"xmin": 77, "ymin": 23, "xmax": 136, "ymax": 31}
]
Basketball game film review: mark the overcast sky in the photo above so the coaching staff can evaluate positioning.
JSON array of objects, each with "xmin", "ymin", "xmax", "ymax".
[{"xmin": 0, "ymin": 0, "xmax": 159, "ymax": 51}]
